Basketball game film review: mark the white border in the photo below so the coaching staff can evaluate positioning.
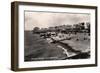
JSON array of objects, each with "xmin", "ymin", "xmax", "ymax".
[{"xmin": 18, "ymin": 5, "xmax": 96, "ymax": 68}]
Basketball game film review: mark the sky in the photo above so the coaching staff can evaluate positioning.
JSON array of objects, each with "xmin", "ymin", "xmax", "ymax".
[{"xmin": 25, "ymin": 11, "xmax": 90, "ymax": 30}]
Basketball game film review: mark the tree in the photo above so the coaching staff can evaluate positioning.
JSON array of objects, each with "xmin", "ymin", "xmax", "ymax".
[
  {"xmin": 80, "ymin": 22, "xmax": 85, "ymax": 30},
  {"xmin": 86, "ymin": 22, "xmax": 90, "ymax": 33},
  {"xmin": 33, "ymin": 27, "xmax": 40, "ymax": 33}
]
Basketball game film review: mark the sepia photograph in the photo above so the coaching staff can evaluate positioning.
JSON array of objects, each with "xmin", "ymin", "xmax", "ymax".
[{"xmin": 24, "ymin": 11, "xmax": 91, "ymax": 61}]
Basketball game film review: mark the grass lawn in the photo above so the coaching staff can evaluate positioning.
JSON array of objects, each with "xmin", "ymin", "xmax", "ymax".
[
  {"xmin": 61, "ymin": 33, "xmax": 90, "ymax": 52},
  {"xmin": 24, "ymin": 31, "xmax": 67, "ymax": 61}
]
